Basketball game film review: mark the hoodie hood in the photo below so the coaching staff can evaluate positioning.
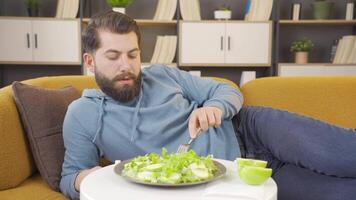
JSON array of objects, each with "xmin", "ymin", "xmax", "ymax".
[
  {"xmin": 83, "ymin": 83, "xmax": 144, "ymax": 143},
  {"xmin": 83, "ymin": 89, "xmax": 108, "ymax": 99}
]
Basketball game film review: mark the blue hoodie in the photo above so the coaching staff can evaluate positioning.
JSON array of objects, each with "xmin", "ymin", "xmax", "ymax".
[{"xmin": 60, "ymin": 65, "xmax": 243, "ymax": 199}]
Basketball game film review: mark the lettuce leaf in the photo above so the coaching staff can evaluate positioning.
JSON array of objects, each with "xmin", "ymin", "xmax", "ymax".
[{"xmin": 122, "ymin": 148, "xmax": 218, "ymax": 184}]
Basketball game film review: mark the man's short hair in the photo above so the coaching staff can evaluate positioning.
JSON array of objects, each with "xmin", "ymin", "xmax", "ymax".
[{"xmin": 82, "ymin": 11, "xmax": 141, "ymax": 53}]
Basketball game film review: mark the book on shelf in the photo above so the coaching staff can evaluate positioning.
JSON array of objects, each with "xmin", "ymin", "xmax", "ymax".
[
  {"xmin": 55, "ymin": 0, "xmax": 65, "ymax": 18},
  {"xmin": 333, "ymin": 38, "xmax": 344, "ymax": 63},
  {"xmin": 347, "ymin": 37, "xmax": 356, "ymax": 63},
  {"xmin": 245, "ymin": 0, "xmax": 255, "ymax": 21},
  {"xmin": 165, "ymin": 36, "xmax": 177, "ymax": 63},
  {"xmin": 166, "ymin": 0, "xmax": 178, "ymax": 20},
  {"xmin": 240, "ymin": 71, "xmax": 256, "ymax": 87},
  {"xmin": 245, "ymin": 0, "xmax": 274, "ymax": 21},
  {"xmin": 179, "ymin": 0, "xmax": 201, "ymax": 20},
  {"xmin": 55, "ymin": 0, "xmax": 79, "ymax": 19},
  {"xmin": 150, "ymin": 36, "xmax": 164, "ymax": 63},
  {"xmin": 291, "ymin": 3, "xmax": 301, "ymax": 21},
  {"xmin": 153, "ymin": 0, "xmax": 177, "ymax": 20},
  {"xmin": 150, "ymin": 35, "xmax": 177, "ymax": 64},
  {"xmin": 191, "ymin": 0, "xmax": 201, "ymax": 20},
  {"xmin": 346, "ymin": 2, "xmax": 354, "ymax": 20},
  {"xmin": 333, "ymin": 35, "xmax": 356, "ymax": 64}
]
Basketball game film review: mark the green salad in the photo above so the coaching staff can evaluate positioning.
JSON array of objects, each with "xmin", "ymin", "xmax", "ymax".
[{"xmin": 122, "ymin": 148, "xmax": 218, "ymax": 184}]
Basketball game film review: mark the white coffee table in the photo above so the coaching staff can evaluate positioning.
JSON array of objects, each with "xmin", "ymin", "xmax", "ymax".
[{"xmin": 80, "ymin": 159, "xmax": 277, "ymax": 200}]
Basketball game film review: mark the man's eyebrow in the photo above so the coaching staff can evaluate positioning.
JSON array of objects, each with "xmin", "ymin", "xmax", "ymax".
[
  {"xmin": 104, "ymin": 49, "xmax": 121, "ymax": 54},
  {"xmin": 128, "ymin": 48, "xmax": 140, "ymax": 53},
  {"xmin": 104, "ymin": 48, "xmax": 140, "ymax": 54}
]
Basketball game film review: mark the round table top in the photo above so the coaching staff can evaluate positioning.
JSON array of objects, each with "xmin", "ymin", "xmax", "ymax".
[{"xmin": 80, "ymin": 159, "xmax": 277, "ymax": 200}]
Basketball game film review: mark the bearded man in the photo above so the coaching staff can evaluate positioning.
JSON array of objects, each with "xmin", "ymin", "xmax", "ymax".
[
  {"xmin": 60, "ymin": 11, "xmax": 243, "ymax": 200},
  {"xmin": 60, "ymin": 11, "xmax": 356, "ymax": 200}
]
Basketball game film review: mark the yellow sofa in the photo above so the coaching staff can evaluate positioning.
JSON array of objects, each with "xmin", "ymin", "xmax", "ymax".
[{"xmin": 1, "ymin": 75, "xmax": 356, "ymax": 199}]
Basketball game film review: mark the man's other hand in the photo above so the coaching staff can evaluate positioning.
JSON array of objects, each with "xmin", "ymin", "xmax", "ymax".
[
  {"xmin": 188, "ymin": 106, "xmax": 222, "ymax": 138},
  {"xmin": 75, "ymin": 166, "xmax": 102, "ymax": 192}
]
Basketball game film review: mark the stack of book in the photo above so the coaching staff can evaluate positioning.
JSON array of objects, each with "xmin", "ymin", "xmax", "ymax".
[
  {"xmin": 150, "ymin": 35, "xmax": 177, "ymax": 64},
  {"xmin": 179, "ymin": 0, "xmax": 201, "ymax": 20},
  {"xmin": 153, "ymin": 0, "xmax": 177, "ymax": 20},
  {"xmin": 245, "ymin": 0, "xmax": 274, "ymax": 21},
  {"xmin": 333, "ymin": 35, "xmax": 356, "ymax": 64},
  {"xmin": 55, "ymin": 0, "xmax": 80, "ymax": 18}
]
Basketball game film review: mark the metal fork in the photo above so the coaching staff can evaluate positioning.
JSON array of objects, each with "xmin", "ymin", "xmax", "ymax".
[{"xmin": 177, "ymin": 128, "xmax": 202, "ymax": 153}]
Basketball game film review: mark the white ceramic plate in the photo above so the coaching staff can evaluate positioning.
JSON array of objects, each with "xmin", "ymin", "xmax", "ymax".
[{"xmin": 114, "ymin": 159, "xmax": 226, "ymax": 187}]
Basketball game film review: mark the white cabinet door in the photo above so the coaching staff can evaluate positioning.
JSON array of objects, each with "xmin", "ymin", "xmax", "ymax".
[
  {"xmin": 180, "ymin": 22, "xmax": 225, "ymax": 65},
  {"xmin": 225, "ymin": 22, "xmax": 271, "ymax": 65},
  {"xmin": 32, "ymin": 20, "xmax": 80, "ymax": 63},
  {"xmin": 0, "ymin": 19, "xmax": 33, "ymax": 62}
]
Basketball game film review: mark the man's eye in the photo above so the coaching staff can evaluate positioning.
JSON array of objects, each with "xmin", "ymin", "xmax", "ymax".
[
  {"xmin": 107, "ymin": 55, "xmax": 118, "ymax": 60},
  {"xmin": 128, "ymin": 54, "xmax": 138, "ymax": 59}
]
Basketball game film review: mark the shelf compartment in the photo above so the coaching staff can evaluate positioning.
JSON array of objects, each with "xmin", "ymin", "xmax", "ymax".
[
  {"xmin": 82, "ymin": 18, "xmax": 177, "ymax": 26},
  {"xmin": 279, "ymin": 19, "xmax": 356, "ymax": 25},
  {"xmin": 279, "ymin": 63, "xmax": 356, "ymax": 66}
]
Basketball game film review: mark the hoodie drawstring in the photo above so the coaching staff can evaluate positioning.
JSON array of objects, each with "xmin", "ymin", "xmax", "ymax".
[
  {"xmin": 92, "ymin": 97, "xmax": 105, "ymax": 143},
  {"xmin": 130, "ymin": 87, "xmax": 143, "ymax": 142}
]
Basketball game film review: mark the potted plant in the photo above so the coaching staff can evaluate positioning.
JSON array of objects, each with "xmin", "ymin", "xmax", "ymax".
[
  {"xmin": 214, "ymin": 5, "xmax": 232, "ymax": 20},
  {"xmin": 290, "ymin": 38, "xmax": 314, "ymax": 64},
  {"xmin": 312, "ymin": 0, "xmax": 334, "ymax": 19},
  {"xmin": 26, "ymin": 0, "xmax": 40, "ymax": 17},
  {"xmin": 106, "ymin": 0, "xmax": 133, "ymax": 14}
]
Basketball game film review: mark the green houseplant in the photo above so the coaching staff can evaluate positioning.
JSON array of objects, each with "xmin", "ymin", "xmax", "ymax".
[
  {"xmin": 106, "ymin": 0, "xmax": 133, "ymax": 14},
  {"xmin": 25, "ymin": 0, "xmax": 40, "ymax": 17},
  {"xmin": 290, "ymin": 38, "xmax": 314, "ymax": 64},
  {"xmin": 312, "ymin": 0, "xmax": 334, "ymax": 19}
]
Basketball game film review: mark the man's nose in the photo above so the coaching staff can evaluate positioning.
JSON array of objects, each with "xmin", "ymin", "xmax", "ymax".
[{"xmin": 118, "ymin": 54, "xmax": 130, "ymax": 71}]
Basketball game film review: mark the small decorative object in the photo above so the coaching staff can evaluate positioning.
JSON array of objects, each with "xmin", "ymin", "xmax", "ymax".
[
  {"xmin": 106, "ymin": 0, "xmax": 133, "ymax": 14},
  {"xmin": 214, "ymin": 5, "xmax": 232, "ymax": 20},
  {"xmin": 312, "ymin": 0, "xmax": 334, "ymax": 19},
  {"xmin": 290, "ymin": 38, "xmax": 314, "ymax": 64},
  {"xmin": 26, "ymin": 0, "xmax": 40, "ymax": 17}
]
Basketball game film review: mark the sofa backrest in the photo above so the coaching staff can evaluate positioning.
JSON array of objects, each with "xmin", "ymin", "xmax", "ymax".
[
  {"xmin": 241, "ymin": 76, "xmax": 356, "ymax": 128},
  {"xmin": 0, "ymin": 75, "xmax": 237, "ymax": 190},
  {"xmin": 0, "ymin": 76, "xmax": 97, "ymax": 190}
]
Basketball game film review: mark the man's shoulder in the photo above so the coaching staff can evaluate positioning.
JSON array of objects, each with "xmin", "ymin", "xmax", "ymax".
[
  {"xmin": 143, "ymin": 64, "xmax": 180, "ymax": 75},
  {"xmin": 66, "ymin": 91, "xmax": 100, "ymax": 118}
]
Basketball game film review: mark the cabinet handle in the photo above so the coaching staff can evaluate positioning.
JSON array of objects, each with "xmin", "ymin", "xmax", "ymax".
[
  {"xmin": 228, "ymin": 36, "xmax": 231, "ymax": 51},
  {"xmin": 26, "ymin": 33, "xmax": 30, "ymax": 48},
  {"xmin": 34, "ymin": 34, "xmax": 38, "ymax": 48},
  {"xmin": 220, "ymin": 36, "xmax": 223, "ymax": 51}
]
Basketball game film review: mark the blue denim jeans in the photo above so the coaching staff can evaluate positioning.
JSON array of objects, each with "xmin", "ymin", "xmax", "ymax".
[{"xmin": 234, "ymin": 106, "xmax": 356, "ymax": 200}]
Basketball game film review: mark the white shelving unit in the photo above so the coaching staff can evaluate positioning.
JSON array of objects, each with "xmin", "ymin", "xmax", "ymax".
[
  {"xmin": 278, "ymin": 63, "xmax": 356, "ymax": 76},
  {"xmin": 0, "ymin": 17, "xmax": 81, "ymax": 65}
]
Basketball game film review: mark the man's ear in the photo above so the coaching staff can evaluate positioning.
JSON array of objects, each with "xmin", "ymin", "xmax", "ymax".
[{"xmin": 83, "ymin": 53, "xmax": 95, "ymax": 74}]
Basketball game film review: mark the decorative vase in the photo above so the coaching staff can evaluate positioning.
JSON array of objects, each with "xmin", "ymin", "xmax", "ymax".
[
  {"xmin": 312, "ymin": 1, "xmax": 334, "ymax": 19},
  {"xmin": 214, "ymin": 10, "xmax": 231, "ymax": 20},
  {"xmin": 112, "ymin": 7, "xmax": 126, "ymax": 14},
  {"xmin": 295, "ymin": 52, "xmax": 309, "ymax": 64}
]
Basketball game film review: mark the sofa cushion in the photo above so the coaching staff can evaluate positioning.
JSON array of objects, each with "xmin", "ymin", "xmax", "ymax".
[
  {"xmin": 241, "ymin": 76, "xmax": 356, "ymax": 128},
  {"xmin": 0, "ymin": 173, "xmax": 67, "ymax": 200},
  {"xmin": 12, "ymin": 82, "xmax": 80, "ymax": 191}
]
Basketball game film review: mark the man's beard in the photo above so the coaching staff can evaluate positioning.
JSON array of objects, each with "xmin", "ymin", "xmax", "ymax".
[{"xmin": 95, "ymin": 70, "xmax": 141, "ymax": 102}]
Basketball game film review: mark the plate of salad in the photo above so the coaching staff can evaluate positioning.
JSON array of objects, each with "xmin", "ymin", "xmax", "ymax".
[{"xmin": 114, "ymin": 148, "xmax": 226, "ymax": 187}]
